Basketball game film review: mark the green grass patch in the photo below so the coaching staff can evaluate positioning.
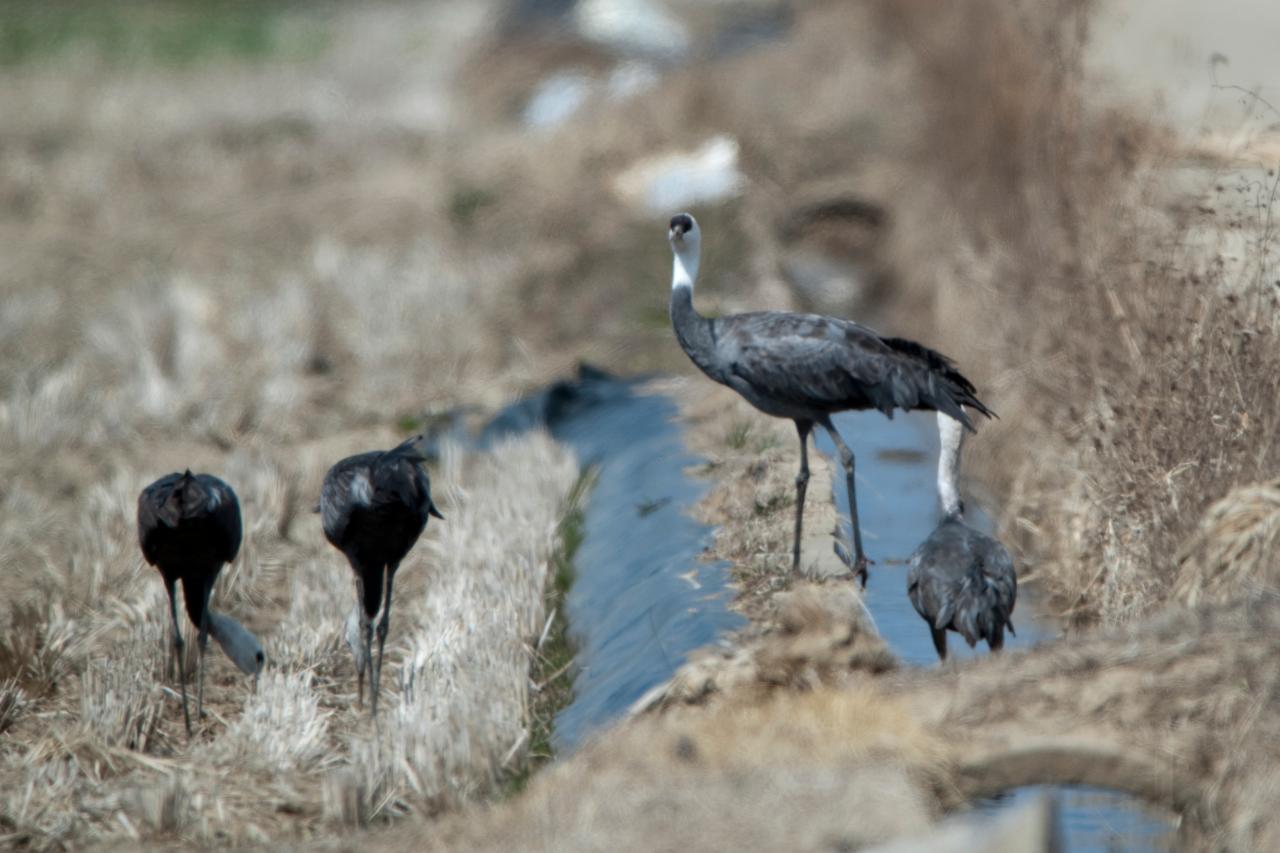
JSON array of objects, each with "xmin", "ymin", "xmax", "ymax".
[
  {"xmin": 725, "ymin": 420, "xmax": 753, "ymax": 450},
  {"xmin": 502, "ymin": 469, "xmax": 594, "ymax": 796},
  {"xmin": 0, "ymin": 1, "xmax": 330, "ymax": 68}
]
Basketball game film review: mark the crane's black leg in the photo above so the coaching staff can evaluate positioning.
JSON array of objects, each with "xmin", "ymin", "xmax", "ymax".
[
  {"xmin": 196, "ymin": 575, "xmax": 213, "ymax": 723},
  {"xmin": 167, "ymin": 580, "xmax": 192, "ymax": 737},
  {"xmin": 372, "ymin": 564, "xmax": 397, "ymax": 719},
  {"xmin": 791, "ymin": 420, "xmax": 813, "ymax": 577},
  {"xmin": 931, "ymin": 627, "xmax": 948, "ymax": 661},
  {"xmin": 819, "ymin": 417, "xmax": 871, "ymax": 587}
]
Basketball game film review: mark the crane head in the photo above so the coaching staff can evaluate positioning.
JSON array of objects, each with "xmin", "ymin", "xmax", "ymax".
[{"xmin": 668, "ymin": 213, "xmax": 698, "ymax": 245}]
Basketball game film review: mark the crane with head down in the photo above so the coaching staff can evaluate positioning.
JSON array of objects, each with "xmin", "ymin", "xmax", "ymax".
[
  {"xmin": 319, "ymin": 434, "xmax": 443, "ymax": 717},
  {"xmin": 138, "ymin": 471, "xmax": 265, "ymax": 736}
]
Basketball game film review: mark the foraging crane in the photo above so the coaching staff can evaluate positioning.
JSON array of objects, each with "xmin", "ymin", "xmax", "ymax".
[
  {"xmin": 907, "ymin": 412, "xmax": 1017, "ymax": 660},
  {"xmin": 319, "ymin": 434, "xmax": 443, "ymax": 717},
  {"xmin": 667, "ymin": 212, "xmax": 994, "ymax": 582},
  {"xmin": 137, "ymin": 471, "xmax": 265, "ymax": 736}
]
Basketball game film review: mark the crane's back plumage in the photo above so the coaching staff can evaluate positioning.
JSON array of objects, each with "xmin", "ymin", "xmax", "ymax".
[
  {"xmin": 138, "ymin": 471, "xmax": 242, "ymax": 625},
  {"xmin": 709, "ymin": 311, "xmax": 994, "ymax": 428},
  {"xmin": 137, "ymin": 471, "xmax": 260, "ymax": 734},
  {"xmin": 907, "ymin": 517, "xmax": 1016, "ymax": 652},
  {"xmin": 320, "ymin": 435, "xmax": 442, "ymax": 618}
]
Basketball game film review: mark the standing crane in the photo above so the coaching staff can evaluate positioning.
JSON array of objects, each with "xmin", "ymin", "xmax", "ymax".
[
  {"xmin": 666, "ymin": 212, "xmax": 994, "ymax": 582},
  {"xmin": 137, "ymin": 471, "xmax": 265, "ymax": 736},
  {"xmin": 907, "ymin": 412, "xmax": 1017, "ymax": 660},
  {"xmin": 319, "ymin": 434, "xmax": 443, "ymax": 717}
]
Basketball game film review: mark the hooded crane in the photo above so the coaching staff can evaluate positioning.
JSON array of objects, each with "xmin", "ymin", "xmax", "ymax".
[
  {"xmin": 319, "ymin": 434, "xmax": 443, "ymax": 717},
  {"xmin": 907, "ymin": 412, "xmax": 1017, "ymax": 660},
  {"xmin": 667, "ymin": 212, "xmax": 994, "ymax": 582},
  {"xmin": 138, "ymin": 471, "xmax": 265, "ymax": 736}
]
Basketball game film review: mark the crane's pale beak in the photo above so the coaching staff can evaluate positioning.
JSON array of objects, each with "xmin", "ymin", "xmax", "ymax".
[{"xmin": 670, "ymin": 226, "xmax": 685, "ymax": 241}]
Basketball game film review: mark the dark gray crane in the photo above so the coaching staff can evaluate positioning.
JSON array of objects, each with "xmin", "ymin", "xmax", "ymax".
[
  {"xmin": 137, "ymin": 471, "xmax": 265, "ymax": 736},
  {"xmin": 319, "ymin": 434, "xmax": 443, "ymax": 717},
  {"xmin": 907, "ymin": 412, "xmax": 1017, "ymax": 660},
  {"xmin": 667, "ymin": 212, "xmax": 994, "ymax": 583}
]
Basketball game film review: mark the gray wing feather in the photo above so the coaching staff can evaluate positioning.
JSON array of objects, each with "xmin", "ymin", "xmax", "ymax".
[
  {"xmin": 907, "ymin": 519, "xmax": 1017, "ymax": 646},
  {"xmin": 718, "ymin": 312, "xmax": 981, "ymax": 426}
]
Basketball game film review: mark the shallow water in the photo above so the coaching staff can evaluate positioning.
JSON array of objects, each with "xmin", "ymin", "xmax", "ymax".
[
  {"xmin": 978, "ymin": 786, "xmax": 1177, "ymax": 852},
  {"xmin": 815, "ymin": 410, "xmax": 1050, "ymax": 663}
]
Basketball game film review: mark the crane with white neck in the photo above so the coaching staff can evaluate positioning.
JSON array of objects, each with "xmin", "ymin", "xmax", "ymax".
[
  {"xmin": 907, "ymin": 412, "xmax": 1017, "ymax": 660},
  {"xmin": 666, "ymin": 212, "xmax": 995, "ymax": 583}
]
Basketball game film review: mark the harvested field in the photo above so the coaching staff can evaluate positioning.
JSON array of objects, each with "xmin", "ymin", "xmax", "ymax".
[{"xmin": 2, "ymin": 0, "xmax": 1280, "ymax": 849}]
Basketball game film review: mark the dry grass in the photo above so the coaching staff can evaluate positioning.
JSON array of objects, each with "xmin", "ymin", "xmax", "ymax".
[
  {"xmin": 0, "ymin": 433, "xmax": 578, "ymax": 848},
  {"xmin": 1173, "ymin": 479, "xmax": 1280, "ymax": 606},
  {"xmin": 847, "ymin": 0, "xmax": 1280, "ymax": 623},
  {"xmin": 631, "ymin": 582, "xmax": 895, "ymax": 716},
  {"xmin": 375, "ymin": 685, "xmax": 950, "ymax": 853}
]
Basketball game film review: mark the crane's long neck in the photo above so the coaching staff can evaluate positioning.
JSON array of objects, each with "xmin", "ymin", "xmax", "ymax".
[
  {"xmin": 208, "ymin": 611, "xmax": 265, "ymax": 676},
  {"xmin": 670, "ymin": 243, "xmax": 721, "ymax": 378},
  {"xmin": 937, "ymin": 412, "xmax": 965, "ymax": 519}
]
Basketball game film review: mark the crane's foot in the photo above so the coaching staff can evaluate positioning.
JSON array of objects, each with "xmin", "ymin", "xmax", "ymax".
[{"xmin": 833, "ymin": 541, "xmax": 872, "ymax": 588}]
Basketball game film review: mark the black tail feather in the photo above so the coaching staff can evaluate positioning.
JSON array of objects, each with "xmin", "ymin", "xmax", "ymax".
[{"xmin": 883, "ymin": 336, "xmax": 997, "ymax": 428}]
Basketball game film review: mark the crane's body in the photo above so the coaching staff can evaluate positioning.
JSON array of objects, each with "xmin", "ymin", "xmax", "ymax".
[
  {"xmin": 906, "ymin": 413, "xmax": 1017, "ymax": 660},
  {"xmin": 667, "ymin": 213, "xmax": 993, "ymax": 581},
  {"xmin": 320, "ymin": 434, "xmax": 443, "ymax": 716},
  {"xmin": 138, "ymin": 471, "xmax": 264, "ymax": 735}
]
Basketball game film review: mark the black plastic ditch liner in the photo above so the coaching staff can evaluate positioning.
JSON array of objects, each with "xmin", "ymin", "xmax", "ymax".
[{"xmin": 427, "ymin": 365, "xmax": 744, "ymax": 753}]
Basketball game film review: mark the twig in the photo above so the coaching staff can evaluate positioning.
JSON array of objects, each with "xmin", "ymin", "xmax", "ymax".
[
  {"xmin": 536, "ymin": 608, "xmax": 556, "ymax": 653},
  {"xmin": 533, "ymin": 659, "xmax": 575, "ymax": 693}
]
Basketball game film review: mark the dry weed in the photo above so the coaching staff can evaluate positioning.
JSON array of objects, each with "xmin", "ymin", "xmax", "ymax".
[
  {"xmin": 632, "ymin": 582, "xmax": 895, "ymax": 715},
  {"xmin": 411, "ymin": 684, "xmax": 945, "ymax": 853},
  {"xmin": 0, "ymin": 433, "xmax": 578, "ymax": 848},
  {"xmin": 858, "ymin": 0, "xmax": 1280, "ymax": 621},
  {"xmin": 1173, "ymin": 479, "xmax": 1280, "ymax": 605}
]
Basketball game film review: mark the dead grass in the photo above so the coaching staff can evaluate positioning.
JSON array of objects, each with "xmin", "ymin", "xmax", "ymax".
[
  {"xmin": 1173, "ymin": 479, "xmax": 1280, "ymax": 606},
  {"xmin": 631, "ymin": 582, "xmax": 895, "ymax": 716},
  {"xmin": 0, "ymin": 434, "xmax": 578, "ymax": 849},
  {"xmin": 380, "ymin": 685, "xmax": 949, "ymax": 853},
  {"xmin": 851, "ymin": 0, "xmax": 1280, "ymax": 622}
]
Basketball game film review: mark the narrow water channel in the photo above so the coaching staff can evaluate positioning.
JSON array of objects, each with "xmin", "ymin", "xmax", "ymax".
[{"xmin": 473, "ymin": 368, "xmax": 745, "ymax": 753}]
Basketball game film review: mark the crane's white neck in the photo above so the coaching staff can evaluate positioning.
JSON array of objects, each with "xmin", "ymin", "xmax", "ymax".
[
  {"xmin": 937, "ymin": 412, "xmax": 965, "ymax": 518},
  {"xmin": 672, "ymin": 245, "xmax": 700, "ymax": 291}
]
